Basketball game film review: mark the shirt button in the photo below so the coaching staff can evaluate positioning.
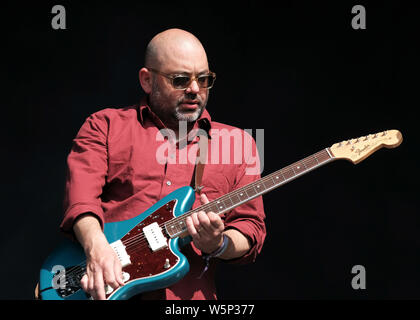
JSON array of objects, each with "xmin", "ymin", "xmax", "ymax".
[{"xmin": 166, "ymin": 180, "xmax": 172, "ymax": 186}]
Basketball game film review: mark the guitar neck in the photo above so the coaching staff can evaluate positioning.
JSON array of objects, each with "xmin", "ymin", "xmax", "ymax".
[{"xmin": 165, "ymin": 148, "xmax": 335, "ymax": 238}]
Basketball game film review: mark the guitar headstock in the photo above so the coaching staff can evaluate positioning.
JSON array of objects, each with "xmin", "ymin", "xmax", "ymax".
[{"xmin": 329, "ymin": 130, "xmax": 403, "ymax": 164}]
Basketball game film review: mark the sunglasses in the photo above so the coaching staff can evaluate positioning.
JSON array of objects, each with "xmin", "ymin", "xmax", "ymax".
[{"xmin": 147, "ymin": 67, "xmax": 216, "ymax": 90}]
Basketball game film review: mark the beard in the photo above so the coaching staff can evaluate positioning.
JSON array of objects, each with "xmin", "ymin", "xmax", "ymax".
[{"xmin": 148, "ymin": 80, "xmax": 208, "ymax": 128}]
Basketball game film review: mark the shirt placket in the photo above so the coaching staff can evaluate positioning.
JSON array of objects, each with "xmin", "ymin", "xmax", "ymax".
[{"xmin": 160, "ymin": 136, "xmax": 199, "ymax": 197}]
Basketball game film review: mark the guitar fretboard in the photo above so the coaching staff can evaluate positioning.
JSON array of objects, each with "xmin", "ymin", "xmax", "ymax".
[{"xmin": 164, "ymin": 148, "xmax": 334, "ymax": 238}]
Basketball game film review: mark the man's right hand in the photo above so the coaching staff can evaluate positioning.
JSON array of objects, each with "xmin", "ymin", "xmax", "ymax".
[{"xmin": 73, "ymin": 214, "xmax": 125, "ymax": 300}]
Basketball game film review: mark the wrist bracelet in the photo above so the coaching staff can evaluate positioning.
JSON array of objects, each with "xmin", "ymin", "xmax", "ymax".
[
  {"xmin": 198, "ymin": 234, "xmax": 229, "ymax": 279},
  {"xmin": 206, "ymin": 233, "xmax": 229, "ymax": 258}
]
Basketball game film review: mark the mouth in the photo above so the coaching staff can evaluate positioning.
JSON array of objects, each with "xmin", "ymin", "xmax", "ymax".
[{"xmin": 179, "ymin": 101, "xmax": 200, "ymax": 110}]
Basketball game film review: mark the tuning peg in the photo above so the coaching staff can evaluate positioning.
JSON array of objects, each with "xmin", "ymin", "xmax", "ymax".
[
  {"xmin": 363, "ymin": 136, "xmax": 369, "ymax": 141},
  {"xmin": 382, "ymin": 131, "xmax": 387, "ymax": 136}
]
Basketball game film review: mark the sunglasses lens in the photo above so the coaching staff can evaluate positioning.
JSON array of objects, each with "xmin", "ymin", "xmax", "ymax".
[
  {"xmin": 172, "ymin": 76, "xmax": 191, "ymax": 89},
  {"xmin": 171, "ymin": 74, "xmax": 216, "ymax": 89},
  {"xmin": 198, "ymin": 75, "xmax": 214, "ymax": 88}
]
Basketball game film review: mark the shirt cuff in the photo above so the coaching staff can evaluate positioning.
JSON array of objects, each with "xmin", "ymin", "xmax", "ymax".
[
  {"xmin": 224, "ymin": 220, "xmax": 264, "ymax": 265},
  {"xmin": 60, "ymin": 203, "xmax": 105, "ymax": 239}
]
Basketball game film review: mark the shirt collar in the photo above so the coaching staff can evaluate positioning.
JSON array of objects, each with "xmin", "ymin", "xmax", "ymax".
[{"xmin": 138, "ymin": 96, "xmax": 212, "ymax": 136}]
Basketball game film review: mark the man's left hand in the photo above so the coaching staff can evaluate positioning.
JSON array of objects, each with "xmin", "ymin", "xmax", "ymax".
[{"xmin": 185, "ymin": 193, "xmax": 225, "ymax": 254}]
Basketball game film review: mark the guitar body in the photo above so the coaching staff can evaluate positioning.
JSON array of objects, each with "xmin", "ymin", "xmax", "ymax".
[{"xmin": 39, "ymin": 186, "xmax": 196, "ymax": 300}]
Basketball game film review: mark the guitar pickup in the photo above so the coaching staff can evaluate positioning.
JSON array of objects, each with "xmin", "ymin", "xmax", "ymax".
[{"xmin": 143, "ymin": 222, "xmax": 168, "ymax": 252}]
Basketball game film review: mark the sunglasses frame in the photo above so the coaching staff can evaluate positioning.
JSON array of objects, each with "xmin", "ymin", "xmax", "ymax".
[{"xmin": 147, "ymin": 67, "xmax": 216, "ymax": 90}]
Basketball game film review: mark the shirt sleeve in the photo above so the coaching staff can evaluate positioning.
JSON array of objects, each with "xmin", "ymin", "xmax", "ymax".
[
  {"xmin": 223, "ymin": 130, "xmax": 266, "ymax": 264},
  {"xmin": 60, "ymin": 112, "xmax": 109, "ymax": 236}
]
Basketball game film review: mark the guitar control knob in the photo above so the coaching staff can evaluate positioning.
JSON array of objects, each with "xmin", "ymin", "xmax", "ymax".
[
  {"xmin": 164, "ymin": 258, "xmax": 170, "ymax": 269},
  {"xmin": 105, "ymin": 284, "xmax": 114, "ymax": 295},
  {"xmin": 122, "ymin": 271, "xmax": 130, "ymax": 282}
]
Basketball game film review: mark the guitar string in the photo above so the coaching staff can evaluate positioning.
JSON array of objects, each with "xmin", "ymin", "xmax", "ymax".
[
  {"xmin": 57, "ymin": 150, "xmax": 332, "ymax": 284},
  {"xmin": 121, "ymin": 150, "xmax": 331, "ymax": 250},
  {"xmin": 165, "ymin": 150, "xmax": 331, "ymax": 230},
  {"xmin": 56, "ymin": 150, "xmax": 332, "ymax": 283},
  {"xmin": 56, "ymin": 150, "xmax": 332, "ymax": 284}
]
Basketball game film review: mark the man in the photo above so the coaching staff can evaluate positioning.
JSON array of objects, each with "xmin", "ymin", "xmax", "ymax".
[{"xmin": 60, "ymin": 28, "xmax": 266, "ymax": 300}]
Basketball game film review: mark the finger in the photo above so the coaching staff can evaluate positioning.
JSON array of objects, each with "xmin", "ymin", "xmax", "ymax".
[
  {"xmin": 80, "ymin": 274, "xmax": 89, "ymax": 292},
  {"xmin": 93, "ymin": 269, "xmax": 106, "ymax": 300},
  {"xmin": 103, "ymin": 262, "xmax": 119, "ymax": 290},
  {"xmin": 207, "ymin": 211, "xmax": 224, "ymax": 230},
  {"xmin": 191, "ymin": 212, "xmax": 201, "ymax": 231},
  {"xmin": 186, "ymin": 216, "xmax": 200, "ymax": 239},
  {"xmin": 197, "ymin": 211, "xmax": 212, "ymax": 233},
  {"xmin": 114, "ymin": 260, "xmax": 125, "ymax": 287},
  {"xmin": 87, "ymin": 268, "xmax": 95, "ymax": 293},
  {"xmin": 200, "ymin": 193, "xmax": 209, "ymax": 205}
]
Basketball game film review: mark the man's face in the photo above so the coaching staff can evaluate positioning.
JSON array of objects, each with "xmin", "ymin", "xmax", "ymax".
[{"xmin": 147, "ymin": 44, "xmax": 210, "ymax": 128}]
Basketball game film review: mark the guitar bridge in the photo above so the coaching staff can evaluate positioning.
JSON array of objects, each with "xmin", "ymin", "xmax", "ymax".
[{"xmin": 110, "ymin": 240, "xmax": 132, "ymax": 267}]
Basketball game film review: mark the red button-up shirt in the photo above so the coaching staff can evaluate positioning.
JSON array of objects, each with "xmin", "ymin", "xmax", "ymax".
[{"xmin": 60, "ymin": 97, "xmax": 266, "ymax": 300}]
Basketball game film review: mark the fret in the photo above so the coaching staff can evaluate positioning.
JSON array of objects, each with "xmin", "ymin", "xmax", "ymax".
[
  {"xmin": 246, "ymin": 186, "xmax": 257, "ymax": 197},
  {"xmin": 319, "ymin": 150, "xmax": 331, "ymax": 162},
  {"xmin": 283, "ymin": 169, "xmax": 294, "ymax": 180},
  {"xmin": 222, "ymin": 196, "xmax": 233, "ymax": 208},
  {"xmin": 272, "ymin": 173, "xmax": 283, "ymax": 184},
  {"xmin": 254, "ymin": 182, "xmax": 264, "ymax": 193},
  {"xmin": 305, "ymin": 157, "xmax": 317, "ymax": 168},
  {"xmin": 230, "ymin": 194, "xmax": 240, "ymax": 205},
  {"xmin": 167, "ymin": 219, "xmax": 186, "ymax": 236},
  {"xmin": 263, "ymin": 178, "xmax": 275, "ymax": 189},
  {"xmin": 294, "ymin": 162, "xmax": 305, "ymax": 175},
  {"xmin": 215, "ymin": 199, "xmax": 225, "ymax": 212},
  {"xmin": 208, "ymin": 203, "xmax": 219, "ymax": 213},
  {"xmin": 238, "ymin": 189, "xmax": 248, "ymax": 201}
]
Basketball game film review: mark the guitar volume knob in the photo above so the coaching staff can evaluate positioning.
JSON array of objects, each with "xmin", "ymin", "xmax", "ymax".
[
  {"xmin": 122, "ymin": 271, "xmax": 130, "ymax": 282},
  {"xmin": 105, "ymin": 284, "xmax": 114, "ymax": 295},
  {"xmin": 164, "ymin": 258, "xmax": 170, "ymax": 269}
]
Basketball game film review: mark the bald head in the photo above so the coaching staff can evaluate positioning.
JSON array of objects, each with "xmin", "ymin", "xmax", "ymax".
[
  {"xmin": 144, "ymin": 29, "xmax": 208, "ymax": 71},
  {"xmin": 139, "ymin": 29, "xmax": 212, "ymax": 131}
]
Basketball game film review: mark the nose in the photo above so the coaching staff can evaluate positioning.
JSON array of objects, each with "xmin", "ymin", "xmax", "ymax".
[{"xmin": 186, "ymin": 79, "xmax": 200, "ymax": 94}]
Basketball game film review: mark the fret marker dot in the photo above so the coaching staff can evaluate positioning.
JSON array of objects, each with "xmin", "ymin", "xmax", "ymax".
[
  {"xmin": 276, "ymin": 176, "xmax": 279, "ymax": 179},
  {"xmin": 297, "ymin": 166, "xmax": 300, "ymax": 169},
  {"xmin": 240, "ymin": 193, "xmax": 243, "ymax": 196}
]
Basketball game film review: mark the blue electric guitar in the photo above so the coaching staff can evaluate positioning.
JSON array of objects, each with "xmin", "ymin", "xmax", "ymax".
[{"xmin": 38, "ymin": 130, "xmax": 402, "ymax": 300}]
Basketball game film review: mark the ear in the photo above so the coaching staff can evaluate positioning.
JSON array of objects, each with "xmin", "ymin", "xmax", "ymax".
[{"xmin": 139, "ymin": 67, "xmax": 152, "ymax": 94}]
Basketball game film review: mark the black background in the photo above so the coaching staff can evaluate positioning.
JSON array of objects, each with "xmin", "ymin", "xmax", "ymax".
[{"xmin": 1, "ymin": 1, "xmax": 419, "ymax": 300}]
